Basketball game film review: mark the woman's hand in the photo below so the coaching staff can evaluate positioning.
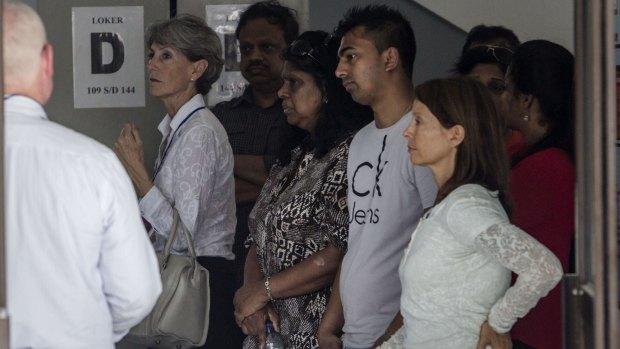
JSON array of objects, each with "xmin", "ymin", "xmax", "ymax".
[
  {"xmin": 113, "ymin": 123, "xmax": 153, "ymax": 196},
  {"xmin": 476, "ymin": 321, "xmax": 512, "ymax": 349},
  {"xmin": 240, "ymin": 306, "xmax": 280, "ymax": 349},
  {"xmin": 240, "ymin": 305, "xmax": 280, "ymax": 349},
  {"xmin": 233, "ymin": 279, "xmax": 270, "ymax": 325}
]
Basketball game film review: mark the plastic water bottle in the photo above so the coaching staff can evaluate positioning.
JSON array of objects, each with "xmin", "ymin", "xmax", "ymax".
[{"xmin": 265, "ymin": 321, "xmax": 285, "ymax": 349}]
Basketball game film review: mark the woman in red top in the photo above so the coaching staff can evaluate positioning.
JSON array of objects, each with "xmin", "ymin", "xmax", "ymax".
[{"xmin": 502, "ymin": 40, "xmax": 575, "ymax": 349}]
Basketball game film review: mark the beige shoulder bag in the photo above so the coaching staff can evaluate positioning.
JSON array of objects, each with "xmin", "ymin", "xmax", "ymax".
[{"xmin": 129, "ymin": 209, "xmax": 210, "ymax": 348}]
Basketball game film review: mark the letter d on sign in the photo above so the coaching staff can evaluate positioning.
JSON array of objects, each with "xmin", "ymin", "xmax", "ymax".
[{"xmin": 91, "ymin": 32, "xmax": 125, "ymax": 74}]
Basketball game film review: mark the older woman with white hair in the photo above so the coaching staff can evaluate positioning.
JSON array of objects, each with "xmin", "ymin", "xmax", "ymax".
[{"xmin": 114, "ymin": 14, "xmax": 237, "ymax": 349}]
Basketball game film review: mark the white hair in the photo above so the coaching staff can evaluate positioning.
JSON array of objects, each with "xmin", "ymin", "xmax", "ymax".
[{"xmin": 3, "ymin": 1, "xmax": 47, "ymax": 87}]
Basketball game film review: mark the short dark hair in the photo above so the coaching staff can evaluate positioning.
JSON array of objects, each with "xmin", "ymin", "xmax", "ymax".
[
  {"xmin": 235, "ymin": 1, "xmax": 299, "ymax": 45},
  {"xmin": 277, "ymin": 30, "xmax": 373, "ymax": 164},
  {"xmin": 147, "ymin": 14, "xmax": 223, "ymax": 95},
  {"xmin": 454, "ymin": 24, "xmax": 520, "ymax": 75},
  {"xmin": 461, "ymin": 25, "xmax": 520, "ymax": 54},
  {"xmin": 335, "ymin": 4, "xmax": 416, "ymax": 79},
  {"xmin": 455, "ymin": 45, "xmax": 513, "ymax": 75},
  {"xmin": 415, "ymin": 77, "xmax": 512, "ymax": 215},
  {"xmin": 509, "ymin": 39, "xmax": 575, "ymax": 163}
]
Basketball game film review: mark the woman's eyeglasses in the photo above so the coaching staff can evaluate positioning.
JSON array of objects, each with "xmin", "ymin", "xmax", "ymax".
[
  {"xmin": 288, "ymin": 39, "xmax": 323, "ymax": 68},
  {"xmin": 469, "ymin": 44, "xmax": 514, "ymax": 65}
]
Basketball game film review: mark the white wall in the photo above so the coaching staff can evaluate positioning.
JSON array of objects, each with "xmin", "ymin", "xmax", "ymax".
[
  {"xmin": 177, "ymin": 0, "xmax": 310, "ymax": 32},
  {"xmin": 22, "ymin": 0, "xmax": 37, "ymax": 9},
  {"xmin": 414, "ymin": 0, "xmax": 574, "ymax": 52},
  {"xmin": 38, "ymin": 0, "xmax": 170, "ymax": 172}
]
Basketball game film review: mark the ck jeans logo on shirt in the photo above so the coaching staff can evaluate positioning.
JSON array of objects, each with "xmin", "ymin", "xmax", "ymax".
[{"xmin": 349, "ymin": 135, "xmax": 388, "ymax": 225}]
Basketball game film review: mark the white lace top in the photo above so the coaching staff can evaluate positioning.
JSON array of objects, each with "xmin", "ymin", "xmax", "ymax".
[{"xmin": 379, "ymin": 184, "xmax": 562, "ymax": 349}]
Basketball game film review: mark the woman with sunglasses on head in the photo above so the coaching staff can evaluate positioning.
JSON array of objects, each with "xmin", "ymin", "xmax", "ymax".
[
  {"xmin": 501, "ymin": 40, "xmax": 575, "ymax": 349},
  {"xmin": 455, "ymin": 25, "xmax": 518, "ymax": 105},
  {"xmin": 454, "ymin": 25, "xmax": 525, "ymax": 157},
  {"xmin": 233, "ymin": 30, "xmax": 373, "ymax": 349},
  {"xmin": 376, "ymin": 77, "xmax": 562, "ymax": 349}
]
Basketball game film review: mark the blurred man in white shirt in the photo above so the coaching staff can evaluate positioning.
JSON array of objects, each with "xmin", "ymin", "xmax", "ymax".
[{"xmin": 3, "ymin": 1, "xmax": 162, "ymax": 348}]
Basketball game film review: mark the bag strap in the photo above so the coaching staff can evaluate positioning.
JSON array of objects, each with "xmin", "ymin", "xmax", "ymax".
[{"xmin": 161, "ymin": 209, "xmax": 198, "ymax": 268}]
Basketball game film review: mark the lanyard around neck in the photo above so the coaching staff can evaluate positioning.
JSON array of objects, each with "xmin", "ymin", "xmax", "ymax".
[{"xmin": 152, "ymin": 106, "xmax": 205, "ymax": 180}]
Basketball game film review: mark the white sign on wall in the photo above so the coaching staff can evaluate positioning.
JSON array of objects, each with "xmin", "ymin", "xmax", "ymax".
[
  {"xmin": 72, "ymin": 6, "xmax": 145, "ymax": 109},
  {"xmin": 206, "ymin": 4, "xmax": 250, "ymax": 107}
]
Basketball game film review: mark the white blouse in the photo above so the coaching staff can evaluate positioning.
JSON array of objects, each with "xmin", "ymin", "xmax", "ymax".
[
  {"xmin": 140, "ymin": 94, "xmax": 236, "ymax": 259},
  {"xmin": 379, "ymin": 184, "xmax": 562, "ymax": 349},
  {"xmin": 6, "ymin": 96, "xmax": 161, "ymax": 348}
]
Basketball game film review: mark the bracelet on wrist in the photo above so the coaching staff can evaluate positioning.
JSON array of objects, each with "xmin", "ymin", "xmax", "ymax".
[{"xmin": 264, "ymin": 276, "xmax": 275, "ymax": 302}]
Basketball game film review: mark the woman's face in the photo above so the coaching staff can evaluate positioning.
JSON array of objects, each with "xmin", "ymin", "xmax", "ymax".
[
  {"xmin": 277, "ymin": 62, "xmax": 323, "ymax": 134},
  {"xmin": 501, "ymin": 68, "xmax": 525, "ymax": 130},
  {"xmin": 467, "ymin": 63, "xmax": 507, "ymax": 108},
  {"xmin": 147, "ymin": 43, "xmax": 196, "ymax": 100},
  {"xmin": 403, "ymin": 100, "xmax": 459, "ymax": 171}
]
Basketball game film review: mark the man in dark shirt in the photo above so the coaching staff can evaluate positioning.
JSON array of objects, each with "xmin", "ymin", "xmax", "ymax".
[{"xmin": 211, "ymin": 0, "xmax": 299, "ymax": 293}]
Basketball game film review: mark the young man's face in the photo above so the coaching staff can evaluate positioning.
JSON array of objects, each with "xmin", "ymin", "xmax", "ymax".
[{"xmin": 336, "ymin": 26, "xmax": 384, "ymax": 106}]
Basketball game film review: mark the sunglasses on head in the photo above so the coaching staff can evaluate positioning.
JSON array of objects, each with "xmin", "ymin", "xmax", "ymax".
[
  {"xmin": 288, "ymin": 39, "xmax": 323, "ymax": 68},
  {"xmin": 469, "ymin": 44, "xmax": 514, "ymax": 65}
]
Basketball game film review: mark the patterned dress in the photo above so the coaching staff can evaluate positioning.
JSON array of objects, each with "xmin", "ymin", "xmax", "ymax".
[{"xmin": 244, "ymin": 137, "xmax": 351, "ymax": 349}]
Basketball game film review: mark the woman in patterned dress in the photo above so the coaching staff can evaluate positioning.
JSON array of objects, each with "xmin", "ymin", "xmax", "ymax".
[{"xmin": 233, "ymin": 30, "xmax": 373, "ymax": 349}]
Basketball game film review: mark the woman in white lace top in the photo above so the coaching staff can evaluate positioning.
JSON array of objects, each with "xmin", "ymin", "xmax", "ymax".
[{"xmin": 378, "ymin": 77, "xmax": 562, "ymax": 349}]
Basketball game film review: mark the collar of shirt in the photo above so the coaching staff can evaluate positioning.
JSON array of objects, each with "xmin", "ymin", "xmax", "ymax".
[
  {"xmin": 157, "ymin": 93, "xmax": 205, "ymax": 139},
  {"xmin": 231, "ymin": 86, "xmax": 282, "ymax": 110},
  {"xmin": 4, "ymin": 95, "xmax": 47, "ymax": 121},
  {"xmin": 231, "ymin": 87, "xmax": 254, "ymax": 108}
]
